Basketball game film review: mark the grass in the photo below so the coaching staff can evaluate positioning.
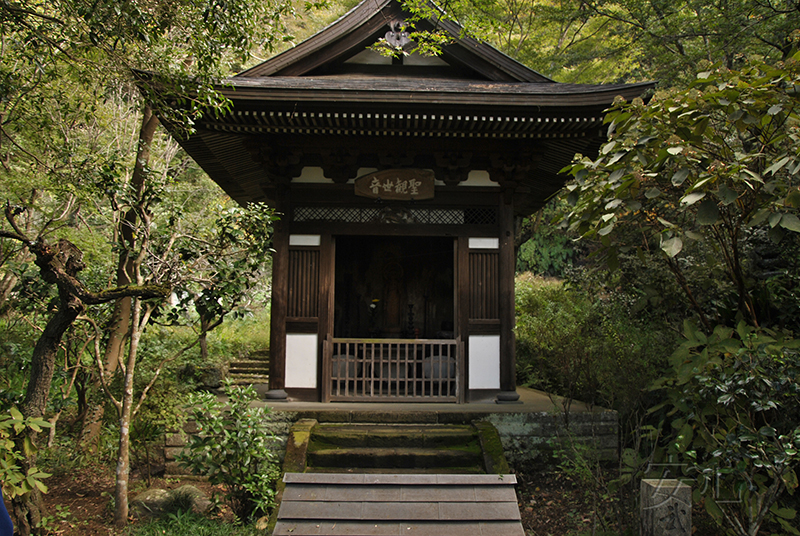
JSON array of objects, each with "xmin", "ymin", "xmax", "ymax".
[
  {"xmin": 125, "ymin": 511, "xmax": 264, "ymax": 536},
  {"xmin": 204, "ymin": 307, "xmax": 271, "ymax": 360}
]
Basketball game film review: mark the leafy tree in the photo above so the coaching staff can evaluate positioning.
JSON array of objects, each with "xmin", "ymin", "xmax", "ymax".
[
  {"xmin": 580, "ymin": 0, "xmax": 800, "ymax": 86},
  {"xmin": 561, "ymin": 54, "xmax": 800, "ymax": 535},
  {"xmin": 474, "ymin": 0, "xmax": 642, "ymax": 83},
  {"xmin": 0, "ymin": 207, "xmax": 168, "ymax": 534},
  {"xmin": 516, "ymin": 199, "xmax": 581, "ymax": 276},
  {"xmin": 561, "ymin": 54, "xmax": 800, "ymax": 332},
  {"xmin": 655, "ymin": 321, "xmax": 800, "ymax": 536},
  {"xmin": 0, "ymin": 0, "xmax": 299, "ymax": 530}
]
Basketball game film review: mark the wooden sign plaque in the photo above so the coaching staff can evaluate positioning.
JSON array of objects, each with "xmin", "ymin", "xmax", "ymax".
[{"xmin": 354, "ymin": 169, "xmax": 435, "ymax": 200}]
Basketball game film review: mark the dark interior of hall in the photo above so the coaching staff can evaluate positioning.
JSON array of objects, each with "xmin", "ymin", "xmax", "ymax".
[{"xmin": 334, "ymin": 236, "xmax": 455, "ymax": 339}]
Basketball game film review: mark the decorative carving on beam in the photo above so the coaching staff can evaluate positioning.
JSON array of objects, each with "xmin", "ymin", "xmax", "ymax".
[
  {"xmin": 378, "ymin": 151, "xmax": 416, "ymax": 168},
  {"xmin": 384, "ymin": 20, "xmax": 412, "ymax": 48},
  {"xmin": 321, "ymin": 148, "xmax": 360, "ymax": 184},
  {"xmin": 434, "ymin": 152, "xmax": 473, "ymax": 186},
  {"xmin": 489, "ymin": 152, "xmax": 540, "ymax": 204},
  {"xmin": 244, "ymin": 139, "xmax": 302, "ymax": 182},
  {"xmin": 371, "ymin": 207, "xmax": 418, "ymax": 224}
]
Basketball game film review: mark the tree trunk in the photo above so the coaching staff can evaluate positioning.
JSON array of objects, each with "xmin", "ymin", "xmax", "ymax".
[
  {"xmin": 78, "ymin": 296, "xmax": 130, "ymax": 452},
  {"xmin": 80, "ymin": 103, "xmax": 158, "ymax": 452},
  {"xmin": 114, "ymin": 298, "xmax": 144, "ymax": 528},
  {"xmin": 12, "ymin": 295, "xmax": 84, "ymax": 535}
]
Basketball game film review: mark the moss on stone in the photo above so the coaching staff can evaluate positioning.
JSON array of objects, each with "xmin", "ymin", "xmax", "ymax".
[{"xmin": 473, "ymin": 420, "xmax": 510, "ymax": 474}]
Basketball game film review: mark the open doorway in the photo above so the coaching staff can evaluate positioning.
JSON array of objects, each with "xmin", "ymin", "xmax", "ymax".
[{"xmin": 333, "ymin": 236, "xmax": 455, "ymax": 339}]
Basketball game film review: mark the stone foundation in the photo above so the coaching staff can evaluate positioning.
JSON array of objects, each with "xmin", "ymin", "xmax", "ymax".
[{"xmin": 165, "ymin": 406, "xmax": 617, "ymax": 475}]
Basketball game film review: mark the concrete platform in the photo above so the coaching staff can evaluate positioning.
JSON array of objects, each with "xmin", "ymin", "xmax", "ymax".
[{"xmin": 255, "ymin": 386, "xmax": 604, "ymax": 418}]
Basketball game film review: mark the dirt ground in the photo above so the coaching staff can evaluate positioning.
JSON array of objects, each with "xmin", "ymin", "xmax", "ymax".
[
  {"xmin": 3, "ymin": 464, "xmax": 734, "ymax": 536},
  {"xmin": 6, "ymin": 465, "xmax": 227, "ymax": 536}
]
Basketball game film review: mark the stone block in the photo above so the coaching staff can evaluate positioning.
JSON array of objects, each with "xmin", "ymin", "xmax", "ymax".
[
  {"xmin": 640, "ymin": 479, "xmax": 691, "ymax": 536},
  {"xmin": 164, "ymin": 446, "xmax": 184, "ymax": 460},
  {"xmin": 165, "ymin": 433, "xmax": 185, "ymax": 447}
]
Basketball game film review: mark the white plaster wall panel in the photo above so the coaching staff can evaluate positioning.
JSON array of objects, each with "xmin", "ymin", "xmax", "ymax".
[
  {"xmin": 285, "ymin": 334, "xmax": 318, "ymax": 388},
  {"xmin": 461, "ymin": 170, "xmax": 498, "ymax": 187},
  {"xmin": 469, "ymin": 238, "xmax": 499, "ymax": 250},
  {"xmin": 289, "ymin": 234, "xmax": 321, "ymax": 247},
  {"xmin": 292, "ymin": 166, "xmax": 331, "ymax": 183},
  {"xmin": 468, "ymin": 335, "xmax": 501, "ymax": 389}
]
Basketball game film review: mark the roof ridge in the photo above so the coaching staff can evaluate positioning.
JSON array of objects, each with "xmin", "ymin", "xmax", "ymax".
[{"xmin": 235, "ymin": 0, "xmax": 552, "ymax": 83}]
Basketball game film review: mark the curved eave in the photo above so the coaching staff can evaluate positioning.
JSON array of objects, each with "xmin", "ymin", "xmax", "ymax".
[{"xmin": 217, "ymin": 77, "xmax": 655, "ymax": 109}]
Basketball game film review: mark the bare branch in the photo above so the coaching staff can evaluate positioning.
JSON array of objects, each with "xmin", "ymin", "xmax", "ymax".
[{"xmin": 79, "ymin": 315, "xmax": 122, "ymax": 411}]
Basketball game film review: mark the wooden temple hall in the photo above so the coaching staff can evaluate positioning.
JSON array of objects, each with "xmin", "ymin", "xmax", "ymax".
[{"xmin": 155, "ymin": 0, "xmax": 652, "ymax": 403}]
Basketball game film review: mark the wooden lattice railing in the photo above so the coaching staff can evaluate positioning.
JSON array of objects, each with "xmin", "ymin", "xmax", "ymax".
[{"xmin": 322, "ymin": 337, "xmax": 464, "ymax": 402}]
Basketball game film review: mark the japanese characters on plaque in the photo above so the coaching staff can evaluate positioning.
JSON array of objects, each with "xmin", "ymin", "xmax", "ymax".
[{"xmin": 354, "ymin": 169, "xmax": 435, "ymax": 201}]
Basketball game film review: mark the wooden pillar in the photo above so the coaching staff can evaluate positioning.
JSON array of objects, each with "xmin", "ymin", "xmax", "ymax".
[
  {"xmin": 456, "ymin": 236, "xmax": 470, "ymax": 398},
  {"xmin": 267, "ymin": 192, "xmax": 289, "ymax": 399},
  {"xmin": 498, "ymin": 197, "xmax": 519, "ymax": 401},
  {"xmin": 318, "ymin": 234, "xmax": 335, "ymax": 402}
]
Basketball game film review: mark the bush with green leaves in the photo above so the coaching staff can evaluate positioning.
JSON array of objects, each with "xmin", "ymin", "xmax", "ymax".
[
  {"xmin": 177, "ymin": 383, "xmax": 280, "ymax": 522},
  {"xmin": 516, "ymin": 199, "xmax": 580, "ymax": 278},
  {"xmin": 515, "ymin": 273, "xmax": 675, "ymax": 405},
  {"xmin": 515, "ymin": 273, "xmax": 676, "ymax": 436},
  {"xmin": 0, "ymin": 407, "xmax": 52, "ymax": 498},
  {"xmin": 654, "ymin": 321, "xmax": 800, "ymax": 536}
]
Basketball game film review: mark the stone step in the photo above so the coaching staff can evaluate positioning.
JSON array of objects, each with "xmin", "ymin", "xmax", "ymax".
[
  {"xmin": 307, "ymin": 447, "xmax": 483, "ymax": 470},
  {"xmin": 228, "ymin": 374, "xmax": 270, "ymax": 385},
  {"xmin": 305, "ymin": 466, "xmax": 487, "ymax": 474},
  {"xmin": 312, "ymin": 424, "xmax": 476, "ymax": 449},
  {"xmin": 229, "ymin": 362, "xmax": 270, "ymax": 373}
]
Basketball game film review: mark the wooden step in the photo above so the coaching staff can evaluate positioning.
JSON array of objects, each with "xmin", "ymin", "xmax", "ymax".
[{"xmin": 273, "ymin": 473, "xmax": 524, "ymax": 536}]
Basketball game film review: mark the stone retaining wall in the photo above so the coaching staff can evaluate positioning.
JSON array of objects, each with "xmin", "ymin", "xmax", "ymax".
[
  {"xmin": 485, "ymin": 410, "xmax": 618, "ymax": 467},
  {"xmin": 165, "ymin": 407, "xmax": 617, "ymax": 475}
]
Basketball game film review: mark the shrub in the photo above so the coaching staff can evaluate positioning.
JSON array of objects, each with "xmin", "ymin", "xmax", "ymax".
[
  {"xmin": 515, "ymin": 273, "xmax": 676, "ymax": 437},
  {"xmin": 654, "ymin": 321, "xmax": 800, "ymax": 536},
  {"xmin": 177, "ymin": 382, "xmax": 280, "ymax": 522}
]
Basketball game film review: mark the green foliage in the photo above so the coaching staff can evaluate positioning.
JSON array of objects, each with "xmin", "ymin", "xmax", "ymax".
[
  {"xmin": 172, "ymin": 202, "xmax": 276, "ymax": 330},
  {"xmin": 125, "ymin": 510, "xmax": 264, "ymax": 536},
  {"xmin": 0, "ymin": 318, "xmax": 40, "ymax": 408},
  {"xmin": 582, "ymin": 0, "xmax": 800, "ymax": 86},
  {"xmin": 515, "ymin": 273, "xmax": 675, "ymax": 428},
  {"xmin": 654, "ymin": 321, "xmax": 800, "ymax": 536},
  {"xmin": 516, "ymin": 200, "xmax": 580, "ymax": 277},
  {"xmin": 0, "ymin": 407, "xmax": 52, "ymax": 498},
  {"xmin": 479, "ymin": 0, "xmax": 642, "ymax": 83},
  {"xmin": 177, "ymin": 383, "xmax": 280, "ymax": 522},
  {"xmin": 561, "ymin": 55, "xmax": 800, "ymax": 331},
  {"xmin": 517, "ymin": 231, "xmax": 575, "ymax": 277},
  {"xmin": 550, "ymin": 433, "xmax": 620, "ymax": 534},
  {"xmin": 203, "ymin": 308, "xmax": 272, "ymax": 360}
]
